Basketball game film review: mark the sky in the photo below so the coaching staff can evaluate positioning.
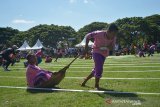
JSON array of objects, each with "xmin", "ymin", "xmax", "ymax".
[{"xmin": 0, "ymin": 0, "xmax": 160, "ymax": 31}]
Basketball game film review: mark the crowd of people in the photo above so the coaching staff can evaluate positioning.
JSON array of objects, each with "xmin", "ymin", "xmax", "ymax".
[
  {"xmin": 1, "ymin": 41, "xmax": 158, "ymax": 72},
  {"xmin": 114, "ymin": 41, "xmax": 159, "ymax": 57}
]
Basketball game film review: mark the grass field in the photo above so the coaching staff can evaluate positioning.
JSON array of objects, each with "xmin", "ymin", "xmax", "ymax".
[{"xmin": 0, "ymin": 54, "xmax": 160, "ymax": 107}]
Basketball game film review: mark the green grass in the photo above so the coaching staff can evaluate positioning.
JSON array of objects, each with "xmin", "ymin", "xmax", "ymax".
[{"xmin": 0, "ymin": 54, "xmax": 160, "ymax": 107}]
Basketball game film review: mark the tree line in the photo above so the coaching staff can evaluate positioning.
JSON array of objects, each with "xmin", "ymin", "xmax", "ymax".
[{"xmin": 0, "ymin": 14, "xmax": 160, "ymax": 50}]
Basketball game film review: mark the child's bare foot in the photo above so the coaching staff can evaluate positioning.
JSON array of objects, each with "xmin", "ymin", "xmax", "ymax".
[
  {"xmin": 80, "ymin": 78, "xmax": 87, "ymax": 87},
  {"xmin": 94, "ymin": 87, "xmax": 100, "ymax": 90},
  {"xmin": 80, "ymin": 82, "xmax": 85, "ymax": 87},
  {"xmin": 95, "ymin": 85, "xmax": 100, "ymax": 90}
]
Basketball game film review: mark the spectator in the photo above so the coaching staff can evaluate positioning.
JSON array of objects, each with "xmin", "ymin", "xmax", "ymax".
[{"xmin": 1, "ymin": 45, "xmax": 18, "ymax": 71}]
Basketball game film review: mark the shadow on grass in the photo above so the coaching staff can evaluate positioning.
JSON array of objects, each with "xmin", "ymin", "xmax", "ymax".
[
  {"xmin": 26, "ymin": 87, "xmax": 60, "ymax": 93},
  {"xmin": 97, "ymin": 87, "xmax": 137, "ymax": 97},
  {"xmin": 96, "ymin": 87, "xmax": 145, "ymax": 102},
  {"xmin": 26, "ymin": 86, "xmax": 145, "ymax": 103}
]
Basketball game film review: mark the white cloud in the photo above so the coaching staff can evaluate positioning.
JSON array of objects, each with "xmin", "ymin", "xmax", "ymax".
[
  {"xmin": 84, "ymin": 0, "xmax": 95, "ymax": 4},
  {"xmin": 69, "ymin": 0, "xmax": 94, "ymax": 4},
  {"xmin": 84, "ymin": 0, "xmax": 89, "ymax": 4},
  {"xmin": 12, "ymin": 19, "xmax": 35, "ymax": 24},
  {"xmin": 69, "ymin": 0, "xmax": 76, "ymax": 3}
]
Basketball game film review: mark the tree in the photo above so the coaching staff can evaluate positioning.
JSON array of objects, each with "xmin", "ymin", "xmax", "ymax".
[
  {"xmin": 18, "ymin": 24, "xmax": 78, "ymax": 48},
  {"xmin": 115, "ymin": 17, "xmax": 144, "ymax": 46},
  {"xmin": 1, "ymin": 14, "xmax": 160, "ymax": 50},
  {"xmin": 144, "ymin": 14, "xmax": 160, "ymax": 43},
  {"xmin": 115, "ymin": 15, "xmax": 160, "ymax": 46},
  {"xmin": 0, "ymin": 27, "xmax": 19, "ymax": 50},
  {"xmin": 77, "ymin": 22, "xmax": 108, "ymax": 42}
]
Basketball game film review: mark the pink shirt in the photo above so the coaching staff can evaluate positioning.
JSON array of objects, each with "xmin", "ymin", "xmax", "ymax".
[
  {"xmin": 26, "ymin": 64, "xmax": 52, "ymax": 87},
  {"xmin": 86, "ymin": 30, "xmax": 116, "ymax": 57},
  {"xmin": 150, "ymin": 45, "xmax": 155, "ymax": 50},
  {"xmin": 35, "ymin": 50, "xmax": 42, "ymax": 57}
]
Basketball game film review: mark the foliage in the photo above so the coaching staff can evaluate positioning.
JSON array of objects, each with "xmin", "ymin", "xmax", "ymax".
[
  {"xmin": 77, "ymin": 22, "xmax": 108, "ymax": 41},
  {"xmin": 0, "ymin": 27, "xmax": 19, "ymax": 49},
  {"xmin": 0, "ymin": 14, "xmax": 160, "ymax": 50},
  {"xmin": 115, "ymin": 14, "xmax": 160, "ymax": 46},
  {"xmin": 16, "ymin": 24, "xmax": 77, "ymax": 48}
]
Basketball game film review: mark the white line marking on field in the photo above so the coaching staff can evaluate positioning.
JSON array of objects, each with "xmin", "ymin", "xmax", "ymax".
[
  {"xmin": 65, "ymin": 77, "xmax": 160, "ymax": 80},
  {"xmin": 99, "ymin": 70, "xmax": 160, "ymax": 72},
  {"xmin": 0, "ymin": 76, "xmax": 25, "ymax": 78},
  {"xmin": 0, "ymin": 76, "xmax": 160, "ymax": 80},
  {"xmin": 9, "ymin": 66, "xmax": 160, "ymax": 70},
  {"xmin": 3, "ymin": 69, "xmax": 160, "ymax": 72},
  {"xmin": 24, "ymin": 63, "xmax": 159, "ymax": 67},
  {"xmin": 58, "ymin": 66, "xmax": 160, "ymax": 68},
  {"xmin": 0, "ymin": 86, "xmax": 159, "ymax": 95},
  {"xmin": 68, "ymin": 70, "xmax": 160, "ymax": 72},
  {"xmin": 12, "ymin": 64, "xmax": 160, "ymax": 68}
]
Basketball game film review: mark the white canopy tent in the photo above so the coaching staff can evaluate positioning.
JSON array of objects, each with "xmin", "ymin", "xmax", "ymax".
[
  {"xmin": 75, "ymin": 36, "xmax": 94, "ymax": 47},
  {"xmin": 31, "ymin": 39, "xmax": 43, "ymax": 50},
  {"xmin": 17, "ymin": 40, "xmax": 31, "ymax": 51}
]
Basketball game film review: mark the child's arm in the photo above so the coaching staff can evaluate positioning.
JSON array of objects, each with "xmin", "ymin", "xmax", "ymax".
[
  {"xmin": 84, "ymin": 38, "xmax": 89, "ymax": 55},
  {"xmin": 108, "ymin": 37, "xmax": 116, "ymax": 51},
  {"xmin": 107, "ymin": 45, "xmax": 115, "ymax": 51}
]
